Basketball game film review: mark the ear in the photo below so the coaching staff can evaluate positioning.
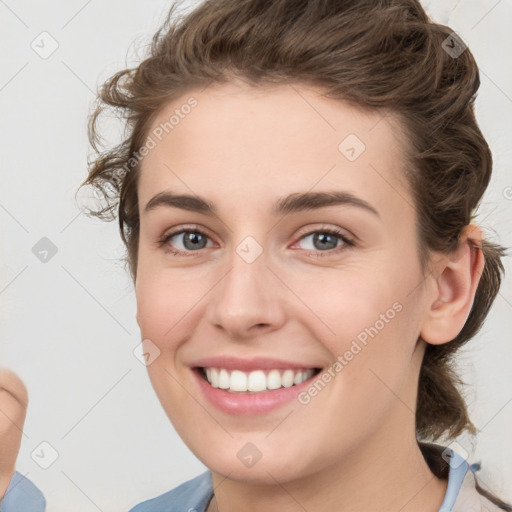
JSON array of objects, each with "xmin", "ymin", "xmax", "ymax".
[{"xmin": 420, "ymin": 224, "xmax": 485, "ymax": 345}]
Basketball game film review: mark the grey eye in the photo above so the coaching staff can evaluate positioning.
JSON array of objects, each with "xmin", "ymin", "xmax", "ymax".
[
  {"xmin": 298, "ymin": 232, "xmax": 341, "ymax": 251},
  {"xmin": 169, "ymin": 231, "xmax": 211, "ymax": 251}
]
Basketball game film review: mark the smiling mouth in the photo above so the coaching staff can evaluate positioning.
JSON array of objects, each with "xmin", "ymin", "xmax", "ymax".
[{"xmin": 196, "ymin": 367, "xmax": 321, "ymax": 394}]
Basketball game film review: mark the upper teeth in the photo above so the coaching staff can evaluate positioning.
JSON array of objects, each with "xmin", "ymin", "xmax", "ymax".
[{"xmin": 204, "ymin": 368, "xmax": 315, "ymax": 393}]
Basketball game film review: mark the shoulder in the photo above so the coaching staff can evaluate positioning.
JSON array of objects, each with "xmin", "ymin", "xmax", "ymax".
[
  {"xmin": 0, "ymin": 472, "xmax": 46, "ymax": 512},
  {"xmin": 128, "ymin": 471, "xmax": 213, "ymax": 512}
]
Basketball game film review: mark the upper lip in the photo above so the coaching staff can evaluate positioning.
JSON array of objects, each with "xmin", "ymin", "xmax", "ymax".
[{"xmin": 191, "ymin": 356, "xmax": 321, "ymax": 372}]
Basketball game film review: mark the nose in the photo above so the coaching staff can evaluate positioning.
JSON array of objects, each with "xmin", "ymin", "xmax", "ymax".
[{"xmin": 206, "ymin": 248, "xmax": 287, "ymax": 341}]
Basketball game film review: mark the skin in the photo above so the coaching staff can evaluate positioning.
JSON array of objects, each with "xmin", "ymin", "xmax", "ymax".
[
  {"xmin": 0, "ymin": 368, "xmax": 28, "ymax": 499},
  {"xmin": 135, "ymin": 81, "xmax": 484, "ymax": 512}
]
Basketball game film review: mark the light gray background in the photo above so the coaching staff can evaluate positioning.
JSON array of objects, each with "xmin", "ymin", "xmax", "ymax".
[{"xmin": 1, "ymin": 1, "xmax": 511, "ymax": 510}]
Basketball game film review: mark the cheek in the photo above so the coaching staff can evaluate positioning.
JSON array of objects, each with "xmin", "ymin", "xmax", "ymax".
[
  {"xmin": 135, "ymin": 266, "xmax": 208, "ymax": 344},
  {"xmin": 135, "ymin": 276, "xmax": 170, "ymax": 341},
  {"xmin": 288, "ymin": 264, "xmax": 399, "ymax": 351},
  {"xmin": 303, "ymin": 257, "xmax": 423, "ymax": 396}
]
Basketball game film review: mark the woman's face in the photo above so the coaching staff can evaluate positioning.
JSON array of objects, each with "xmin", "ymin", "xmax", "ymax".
[{"xmin": 135, "ymin": 81, "xmax": 433, "ymax": 482}]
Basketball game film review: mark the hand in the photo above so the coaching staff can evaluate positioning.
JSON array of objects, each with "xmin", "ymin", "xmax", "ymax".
[{"xmin": 0, "ymin": 368, "xmax": 28, "ymax": 499}]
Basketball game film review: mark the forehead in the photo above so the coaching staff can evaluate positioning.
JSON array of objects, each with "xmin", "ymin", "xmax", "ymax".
[{"xmin": 137, "ymin": 81, "xmax": 411, "ymax": 219}]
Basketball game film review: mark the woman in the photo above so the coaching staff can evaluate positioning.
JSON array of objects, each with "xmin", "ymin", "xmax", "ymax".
[{"xmin": 82, "ymin": 0, "xmax": 511, "ymax": 510}]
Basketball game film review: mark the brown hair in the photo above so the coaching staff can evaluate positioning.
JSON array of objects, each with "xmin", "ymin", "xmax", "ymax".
[{"xmin": 82, "ymin": 0, "xmax": 507, "ymax": 469}]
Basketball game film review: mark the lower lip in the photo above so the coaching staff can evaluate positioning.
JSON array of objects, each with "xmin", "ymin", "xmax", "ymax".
[{"xmin": 192, "ymin": 368, "xmax": 319, "ymax": 416}]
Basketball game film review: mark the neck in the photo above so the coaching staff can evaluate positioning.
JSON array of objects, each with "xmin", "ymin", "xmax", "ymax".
[{"xmin": 208, "ymin": 424, "xmax": 447, "ymax": 512}]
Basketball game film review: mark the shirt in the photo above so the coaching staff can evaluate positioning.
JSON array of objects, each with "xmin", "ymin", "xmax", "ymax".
[
  {"xmin": 0, "ymin": 472, "xmax": 46, "ymax": 512},
  {"xmin": 128, "ymin": 444, "xmax": 507, "ymax": 512}
]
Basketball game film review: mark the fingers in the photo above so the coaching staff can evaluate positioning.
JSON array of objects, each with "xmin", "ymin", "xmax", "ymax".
[{"xmin": 0, "ymin": 368, "xmax": 29, "ymax": 408}]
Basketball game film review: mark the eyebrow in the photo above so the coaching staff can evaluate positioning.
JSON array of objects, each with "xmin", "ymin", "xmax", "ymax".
[{"xmin": 144, "ymin": 190, "xmax": 380, "ymax": 218}]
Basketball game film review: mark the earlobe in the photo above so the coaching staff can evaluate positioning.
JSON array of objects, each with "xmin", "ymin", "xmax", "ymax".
[{"xmin": 420, "ymin": 224, "xmax": 485, "ymax": 345}]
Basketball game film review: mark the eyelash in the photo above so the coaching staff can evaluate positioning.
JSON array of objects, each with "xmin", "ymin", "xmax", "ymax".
[{"xmin": 158, "ymin": 225, "xmax": 355, "ymax": 258}]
